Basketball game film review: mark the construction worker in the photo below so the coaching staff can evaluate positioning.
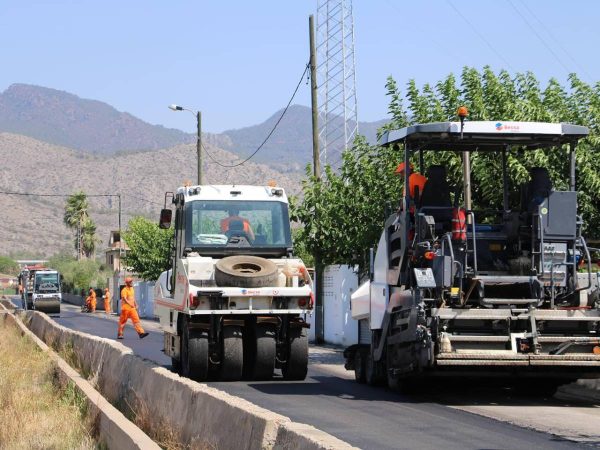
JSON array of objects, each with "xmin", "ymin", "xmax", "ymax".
[
  {"xmin": 85, "ymin": 288, "xmax": 97, "ymax": 313},
  {"xmin": 117, "ymin": 277, "xmax": 148, "ymax": 339},
  {"xmin": 103, "ymin": 288, "xmax": 112, "ymax": 314},
  {"xmin": 394, "ymin": 162, "xmax": 427, "ymax": 206},
  {"xmin": 220, "ymin": 207, "xmax": 255, "ymax": 240}
]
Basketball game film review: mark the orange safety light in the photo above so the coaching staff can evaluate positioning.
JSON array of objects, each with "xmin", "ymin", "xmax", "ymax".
[
  {"xmin": 457, "ymin": 106, "xmax": 469, "ymax": 118},
  {"xmin": 424, "ymin": 251, "xmax": 435, "ymax": 260},
  {"xmin": 593, "ymin": 346, "xmax": 600, "ymax": 355}
]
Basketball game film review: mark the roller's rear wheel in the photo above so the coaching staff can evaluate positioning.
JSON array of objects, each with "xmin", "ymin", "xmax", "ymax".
[
  {"xmin": 220, "ymin": 326, "xmax": 244, "ymax": 381},
  {"xmin": 181, "ymin": 321, "xmax": 209, "ymax": 381},
  {"xmin": 282, "ymin": 327, "xmax": 308, "ymax": 380}
]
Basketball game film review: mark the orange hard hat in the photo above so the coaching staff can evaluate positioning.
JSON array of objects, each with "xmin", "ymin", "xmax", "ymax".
[
  {"xmin": 125, "ymin": 277, "xmax": 133, "ymax": 284},
  {"xmin": 394, "ymin": 162, "xmax": 414, "ymax": 175}
]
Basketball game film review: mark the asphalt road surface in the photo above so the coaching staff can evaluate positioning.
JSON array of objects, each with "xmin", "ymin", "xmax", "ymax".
[{"xmin": 45, "ymin": 303, "xmax": 597, "ymax": 449}]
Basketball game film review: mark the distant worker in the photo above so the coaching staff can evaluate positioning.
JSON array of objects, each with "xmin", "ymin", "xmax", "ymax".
[
  {"xmin": 220, "ymin": 207, "xmax": 255, "ymax": 241},
  {"xmin": 85, "ymin": 288, "xmax": 97, "ymax": 313},
  {"xmin": 117, "ymin": 277, "xmax": 148, "ymax": 339},
  {"xmin": 103, "ymin": 288, "xmax": 112, "ymax": 314},
  {"xmin": 394, "ymin": 162, "xmax": 428, "ymax": 206}
]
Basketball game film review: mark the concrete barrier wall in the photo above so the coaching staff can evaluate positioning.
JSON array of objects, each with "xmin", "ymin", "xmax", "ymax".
[
  {"xmin": 62, "ymin": 293, "xmax": 84, "ymax": 306},
  {"xmin": 26, "ymin": 312, "xmax": 354, "ymax": 449}
]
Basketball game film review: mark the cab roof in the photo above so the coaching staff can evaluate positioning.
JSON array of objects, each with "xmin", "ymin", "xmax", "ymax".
[
  {"xmin": 177, "ymin": 185, "xmax": 288, "ymax": 203},
  {"xmin": 379, "ymin": 121, "xmax": 589, "ymax": 151}
]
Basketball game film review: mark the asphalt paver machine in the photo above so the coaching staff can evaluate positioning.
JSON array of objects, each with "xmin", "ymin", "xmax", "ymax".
[{"xmin": 345, "ymin": 119, "xmax": 600, "ymax": 390}]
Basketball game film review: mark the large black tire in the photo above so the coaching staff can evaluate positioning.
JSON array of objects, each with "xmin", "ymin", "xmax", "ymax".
[
  {"xmin": 171, "ymin": 357, "xmax": 181, "ymax": 373},
  {"xmin": 365, "ymin": 351, "xmax": 385, "ymax": 386},
  {"xmin": 220, "ymin": 326, "xmax": 244, "ymax": 381},
  {"xmin": 354, "ymin": 349, "xmax": 366, "ymax": 384},
  {"xmin": 181, "ymin": 322, "xmax": 209, "ymax": 381},
  {"xmin": 246, "ymin": 324, "xmax": 276, "ymax": 380},
  {"xmin": 215, "ymin": 256, "xmax": 278, "ymax": 288},
  {"xmin": 282, "ymin": 327, "xmax": 308, "ymax": 380}
]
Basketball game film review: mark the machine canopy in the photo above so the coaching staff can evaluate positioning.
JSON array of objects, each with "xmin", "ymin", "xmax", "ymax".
[{"xmin": 379, "ymin": 121, "xmax": 589, "ymax": 151}]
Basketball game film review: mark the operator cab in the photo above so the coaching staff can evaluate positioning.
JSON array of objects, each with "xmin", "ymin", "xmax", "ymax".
[{"xmin": 162, "ymin": 185, "xmax": 293, "ymax": 259}]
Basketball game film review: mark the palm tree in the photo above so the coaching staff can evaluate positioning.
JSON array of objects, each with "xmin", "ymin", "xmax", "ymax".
[
  {"xmin": 81, "ymin": 216, "xmax": 100, "ymax": 258},
  {"xmin": 64, "ymin": 192, "xmax": 90, "ymax": 259}
]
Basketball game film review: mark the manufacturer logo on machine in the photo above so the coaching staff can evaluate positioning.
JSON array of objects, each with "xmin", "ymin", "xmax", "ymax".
[
  {"xmin": 495, "ymin": 122, "xmax": 520, "ymax": 131},
  {"xmin": 241, "ymin": 289, "xmax": 261, "ymax": 295}
]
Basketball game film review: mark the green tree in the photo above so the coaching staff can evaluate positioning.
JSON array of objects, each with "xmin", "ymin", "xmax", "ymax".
[
  {"xmin": 47, "ymin": 253, "xmax": 110, "ymax": 293},
  {"xmin": 64, "ymin": 191, "xmax": 95, "ymax": 259},
  {"xmin": 293, "ymin": 67, "xmax": 600, "ymax": 273},
  {"xmin": 122, "ymin": 216, "xmax": 173, "ymax": 280},
  {"xmin": 81, "ymin": 217, "xmax": 100, "ymax": 258},
  {"xmin": 0, "ymin": 256, "xmax": 19, "ymax": 275}
]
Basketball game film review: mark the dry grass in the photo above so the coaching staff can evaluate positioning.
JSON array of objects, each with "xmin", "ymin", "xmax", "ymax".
[
  {"xmin": 127, "ymin": 397, "xmax": 215, "ymax": 450},
  {"xmin": 0, "ymin": 320, "xmax": 96, "ymax": 449}
]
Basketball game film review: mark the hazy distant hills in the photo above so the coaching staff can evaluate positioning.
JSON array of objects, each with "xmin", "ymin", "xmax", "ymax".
[
  {"xmin": 0, "ymin": 84, "xmax": 194, "ymax": 153},
  {"xmin": 0, "ymin": 84, "xmax": 387, "ymax": 172}
]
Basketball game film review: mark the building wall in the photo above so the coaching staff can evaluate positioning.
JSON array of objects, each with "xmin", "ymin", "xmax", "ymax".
[{"xmin": 308, "ymin": 265, "xmax": 359, "ymax": 346}]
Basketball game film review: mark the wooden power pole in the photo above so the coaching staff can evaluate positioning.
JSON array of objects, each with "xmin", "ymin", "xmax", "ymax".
[{"xmin": 309, "ymin": 14, "xmax": 324, "ymax": 344}]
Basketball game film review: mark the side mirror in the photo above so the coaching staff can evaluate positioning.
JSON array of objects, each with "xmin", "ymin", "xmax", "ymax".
[{"xmin": 159, "ymin": 209, "xmax": 173, "ymax": 229}]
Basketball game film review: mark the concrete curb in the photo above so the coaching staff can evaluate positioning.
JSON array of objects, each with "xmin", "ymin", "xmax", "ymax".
[
  {"xmin": 0, "ymin": 302, "xmax": 159, "ymax": 450},
  {"xmin": 26, "ymin": 310, "xmax": 356, "ymax": 449}
]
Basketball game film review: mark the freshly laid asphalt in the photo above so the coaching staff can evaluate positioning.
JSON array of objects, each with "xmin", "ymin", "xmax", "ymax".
[{"xmin": 45, "ymin": 303, "xmax": 590, "ymax": 450}]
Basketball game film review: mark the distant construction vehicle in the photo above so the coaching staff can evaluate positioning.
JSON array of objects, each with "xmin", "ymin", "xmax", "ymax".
[
  {"xmin": 18, "ymin": 265, "xmax": 62, "ymax": 314},
  {"xmin": 344, "ymin": 117, "xmax": 600, "ymax": 391},
  {"xmin": 154, "ymin": 184, "xmax": 313, "ymax": 381}
]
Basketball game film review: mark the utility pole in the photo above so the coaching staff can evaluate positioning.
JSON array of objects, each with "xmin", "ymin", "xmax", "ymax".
[
  {"xmin": 169, "ymin": 104, "xmax": 203, "ymax": 185},
  {"xmin": 118, "ymin": 194, "xmax": 122, "ymax": 274},
  {"xmin": 310, "ymin": 14, "xmax": 321, "ymax": 180},
  {"xmin": 310, "ymin": 14, "xmax": 325, "ymax": 344},
  {"xmin": 197, "ymin": 111, "xmax": 203, "ymax": 185}
]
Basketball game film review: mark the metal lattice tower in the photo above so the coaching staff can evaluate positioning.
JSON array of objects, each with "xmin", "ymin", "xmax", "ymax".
[{"xmin": 316, "ymin": 0, "xmax": 358, "ymax": 168}]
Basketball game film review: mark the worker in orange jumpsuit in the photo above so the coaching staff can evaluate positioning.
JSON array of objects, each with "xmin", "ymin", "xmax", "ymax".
[
  {"xmin": 103, "ymin": 288, "xmax": 112, "ymax": 314},
  {"xmin": 85, "ymin": 288, "xmax": 97, "ymax": 313},
  {"xmin": 117, "ymin": 277, "xmax": 148, "ymax": 339},
  {"xmin": 394, "ymin": 162, "xmax": 428, "ymax": 240},
  {"xmin": 394, "ymin": 162, "xmax": 427, "ymax": 208},
  {"xmin": 220, "ymin": 207, "xmax": 255, "ymax": 240}
]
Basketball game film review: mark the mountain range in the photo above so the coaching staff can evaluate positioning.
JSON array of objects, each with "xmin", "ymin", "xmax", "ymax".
[
  {"xmin": 0, "ymin": 83, "xmax": 388, "ymax": 256},
  {"xmin": 0, "ymin": 84, "xmax": 387, "ymax": 172}
]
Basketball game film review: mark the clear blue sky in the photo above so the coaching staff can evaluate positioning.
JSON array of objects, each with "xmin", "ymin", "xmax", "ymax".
[{"xmin": 1, "ymin": 0, "xmax": 599, "ymax": 133}]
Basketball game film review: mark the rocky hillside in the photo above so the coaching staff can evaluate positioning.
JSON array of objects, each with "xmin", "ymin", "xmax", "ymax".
[{"xmin": 0, "ymin": 132, "xmax": 302, "ymax": 256}]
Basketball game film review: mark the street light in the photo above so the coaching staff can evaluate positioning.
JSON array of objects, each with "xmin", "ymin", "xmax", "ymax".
[{"xmin": 169, "ymin": 104, "xmax": 202, "ymax": 185}]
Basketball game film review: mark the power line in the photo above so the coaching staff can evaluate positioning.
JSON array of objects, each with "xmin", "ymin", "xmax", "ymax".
[
  {"xmin": 506, "ymin": 0, "xmax": 571, "ymax": 76},
  {"xmin": 121, "ymin": 194, "xmax": 163, "ymax": 207},
  {"xmin": 0, "ymin": 190, "xmax": 113, "ymax": 198},
  {"xmin": 383, "ymin": 0, "xmax": 468, "ymax": 65},
  {"xmin": 516, "ymin": 0, "xmax": 593, "ymax": 81},
  {"xmin": 0, "ymin": 190, "xmax": 161, "ymax": 206},
  {"xmin": 445, "ymin": 0, "xmax": 514, "ymax": 72},
  {"xmin": 201, "ymin": 63, "xmax": 310, "ymax": 169}
]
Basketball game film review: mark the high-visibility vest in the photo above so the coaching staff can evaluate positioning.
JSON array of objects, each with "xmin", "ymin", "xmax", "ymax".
[{"xmin": 452, "ymin": 208, "xmax": 467, "ymax": 241}]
